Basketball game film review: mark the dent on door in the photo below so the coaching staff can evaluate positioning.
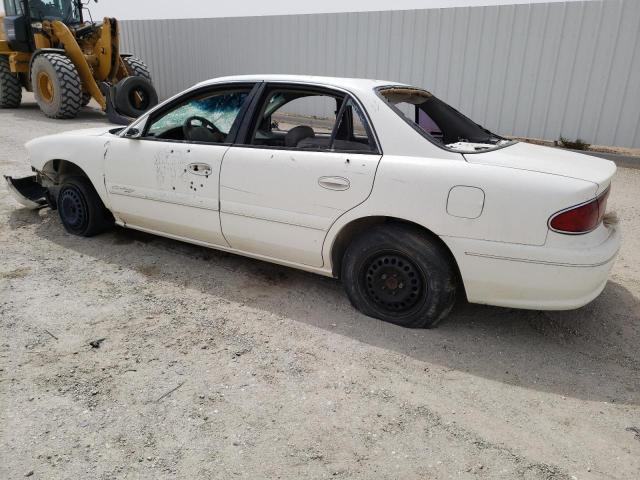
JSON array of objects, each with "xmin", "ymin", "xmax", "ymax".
[
  {"xmin": 148, "ymin": 147, "xmax": 217, "ymax": 210},
  {"xmin": 104, "ymin": 139, "xmax": 227, "ymax": 246}
]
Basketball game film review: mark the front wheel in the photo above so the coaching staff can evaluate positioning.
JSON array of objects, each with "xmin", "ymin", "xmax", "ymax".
[
  {"xmin": 341, "ymin": 224, "xmax": 458, "ymax": 328},
  {"xmin": 57, "ymin": 177, "xmax": 113, "ymax": 237},
  {"xmin": 31, "ymin": 53, "xmax": 82, "ymax": 119}
]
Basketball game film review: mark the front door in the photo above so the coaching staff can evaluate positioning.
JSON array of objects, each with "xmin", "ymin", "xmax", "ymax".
[
  {"xmin": 104, "ymin": 85, "xmax": 255, "ymax": 246},
  {"xmin": 220, "ymin": 86, "xmax": 382, "ymax": 267}
]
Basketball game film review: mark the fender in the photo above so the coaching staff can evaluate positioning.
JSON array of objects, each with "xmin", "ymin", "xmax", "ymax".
[{"xmin": 28, "ymin": 48, "xmax": 65, "ymax": 72}]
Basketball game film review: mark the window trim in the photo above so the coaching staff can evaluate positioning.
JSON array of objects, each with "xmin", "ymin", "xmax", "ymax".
[
  {"xmin": 374, "ymin": 85, "xmax": 516, "ymax": 155},
  {"xmin": 234, "ymin": 82, "xmax": 382, "ymax": 156},
  {"xmin": 138, "ymin": 82, "xmax": 261, "ymax": 146}
]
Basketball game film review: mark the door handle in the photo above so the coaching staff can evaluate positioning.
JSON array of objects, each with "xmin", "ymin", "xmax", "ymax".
[
  {"xmin": 318, "ymin": 176, "xmax": 350, "ymax": 191},
  {"xmin": 188, "ymin": 163, "xmax": 212, "ymax": 176}
]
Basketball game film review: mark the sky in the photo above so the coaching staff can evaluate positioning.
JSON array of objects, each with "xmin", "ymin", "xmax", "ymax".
[{"xmin": 1, "ymin": 0, "xmax": 585, "ymax": 20}]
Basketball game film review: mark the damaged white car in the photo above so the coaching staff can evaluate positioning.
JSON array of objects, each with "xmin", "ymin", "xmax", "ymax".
[{"xmin": 6, "ymin": 75, "xmax": 621, "ymax": 328}]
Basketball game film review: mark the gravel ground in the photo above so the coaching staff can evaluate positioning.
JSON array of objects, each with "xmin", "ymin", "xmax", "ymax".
[{"xmin": 1, "ymin": 95, "xmax": 639, "ymax": 479}]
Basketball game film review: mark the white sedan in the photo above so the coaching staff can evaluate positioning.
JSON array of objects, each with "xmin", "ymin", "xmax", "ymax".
[{"xmin": 6, "ymin": 75, "xmax": 621, "ymax": 328}]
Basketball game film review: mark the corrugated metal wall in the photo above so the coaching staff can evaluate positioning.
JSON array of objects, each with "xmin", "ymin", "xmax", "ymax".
[{"xmin": 120, "ymin": 0, "xmax": 640, "ymax": 148}]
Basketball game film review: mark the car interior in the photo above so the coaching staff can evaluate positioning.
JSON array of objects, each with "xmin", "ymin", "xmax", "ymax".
[
  {"xmin": 144, "ymin": 89, "xmax": 251, "ymax": 143},
  {"xmin": 140, "ymin": 86, "xmax": 377, "ymax": 153},
  {"xmin": 251, "ymin": 89, "xmax": 376, "ymax": 152},
  {"xmin": 380, "ymin": 87, "xmax": 506, "ymax": 148}
]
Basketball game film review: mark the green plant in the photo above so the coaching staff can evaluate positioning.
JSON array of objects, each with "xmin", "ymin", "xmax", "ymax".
[{"xmin": 559, "ymin": 136, "xmax": 591, "ymax": 151}]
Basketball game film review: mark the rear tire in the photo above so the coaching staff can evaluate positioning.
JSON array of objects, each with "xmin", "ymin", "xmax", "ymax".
[
  {"xmin": 31, "ymin": 53, "xmax": 82, "ymax": 119},
  {"xmin": 122, "ymin": 56, "xmax": 152, "ymax": 82},
  {"xmin": 341, "ymin": 224, "xmax": 458, "ymax": 328},
  {"xmin": 0, "ymin": 55, "xmax": 22, "ymax": 108},
  {"xmin": 81, "ymin": 92, "xmax": 92, "ymax": 107},
  {"xmin": 57, "ymin": 177, "xmax": 113, "ymax": 237}
]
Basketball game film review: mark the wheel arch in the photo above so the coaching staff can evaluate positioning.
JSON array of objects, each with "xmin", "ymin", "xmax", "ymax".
[
  {"xmin": 328, "ymin": 215, "xmax": 466, "ymax": 297},
  {"xmin": 28, "ymin": 48, "xmax": 66, "ymax": 75},
  {"xmin": 41, "ymin": 158, "xmax": 91, "ymax": 185}
]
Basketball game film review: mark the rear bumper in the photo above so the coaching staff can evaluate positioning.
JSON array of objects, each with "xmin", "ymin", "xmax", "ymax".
[
  {"xmin": 4, "ymin": 175, "xmax": 47, "ymax": 210},
  {"xmin": 443, "ymin": 226, "xmax": 621, "ymax": 310}
]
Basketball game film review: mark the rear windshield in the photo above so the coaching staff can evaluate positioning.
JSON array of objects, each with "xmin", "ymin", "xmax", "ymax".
[{"xmin": 378, "ymin": 87, "xmax": 511, "ymax": 153}]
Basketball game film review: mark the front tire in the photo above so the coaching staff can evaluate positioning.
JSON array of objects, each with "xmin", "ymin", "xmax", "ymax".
[
  {"xmin": 0, "ymin": 55, "xmax": 22, "ymax": 108},
  {"xmin": 341, "ymin": 224, "xmax": 458, "ymax": 328},
  {"xmin": 31, "ymin": 53, "xmax": 82, "ymax": 119},
  {"xmin": 57, "ymin": 177, "xmax": 113, "ymax": 237}
]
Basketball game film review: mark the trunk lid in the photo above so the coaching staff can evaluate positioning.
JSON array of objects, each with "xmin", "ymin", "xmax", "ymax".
[{"xmin": 464, "ymin": 142, "xmax": 616, "ymax": 190}]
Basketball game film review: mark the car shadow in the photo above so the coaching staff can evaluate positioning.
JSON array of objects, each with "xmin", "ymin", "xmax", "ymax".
[{"xmin": 20, "ymin": 207, "xmax": 640, "ymax": 406}]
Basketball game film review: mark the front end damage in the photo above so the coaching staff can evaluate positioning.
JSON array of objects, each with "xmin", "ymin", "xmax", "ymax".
[{"xmin": 4, "ymin": 174, "xmax": 48, "ymax": 210}]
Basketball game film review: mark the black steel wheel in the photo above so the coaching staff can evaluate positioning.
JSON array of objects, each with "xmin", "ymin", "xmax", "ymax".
[
  {"xmin": 57, "ymin": 177, "xmax": 113, "ymax": 237},
  {"xmin": 342, "ymin": 223, "xmax": 458, "ymax": 328},
  {"xmin": 363, "ymin": 252, "xmax": 425, "ymax": 315}
]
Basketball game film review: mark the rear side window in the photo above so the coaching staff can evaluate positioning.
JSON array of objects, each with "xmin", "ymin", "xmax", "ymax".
[
  {"xmin": 246, "ymin": 87, "xmax": 377, "ymax": 153},
  {"xmin": 379, "ymin": 87, "xmax": 509, "ymax": 153}
]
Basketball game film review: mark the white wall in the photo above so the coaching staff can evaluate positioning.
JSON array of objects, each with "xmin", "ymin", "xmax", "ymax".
[{"xmin": 119, "ymin": 0, "xmax": 640, "ymax": 148}]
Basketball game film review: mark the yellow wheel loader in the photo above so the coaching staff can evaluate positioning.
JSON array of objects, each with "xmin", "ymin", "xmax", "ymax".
[{"xmin": 0, "ymin": 0, "xmax": 158, "ymax": 123}]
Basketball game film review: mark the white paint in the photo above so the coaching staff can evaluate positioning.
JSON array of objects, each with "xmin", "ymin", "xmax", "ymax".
[{"xmin": 24, "ymin": 74, "xmax": 620, "ymax": 313}]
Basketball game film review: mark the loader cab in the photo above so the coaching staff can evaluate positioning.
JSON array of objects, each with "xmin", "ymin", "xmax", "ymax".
[
  {"xmin": 4, "ymin": 0, "xmax": 83, "ymax": 23},
  {"xmin": 25, "ymin": 0, "xmax": 83, "ymax": 24},
  {"xmin": 3, "ymin": 0, "xmax": 32, "ymax": 52},
  {"xmin": 2, "ymin": 0, "xmax": 83, "ymax": 51}
]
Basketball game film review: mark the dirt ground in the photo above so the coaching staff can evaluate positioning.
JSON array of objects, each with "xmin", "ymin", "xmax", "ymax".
[{"xmin": 1, "ymin": 95, "xmax": 639, "ymax": 480}]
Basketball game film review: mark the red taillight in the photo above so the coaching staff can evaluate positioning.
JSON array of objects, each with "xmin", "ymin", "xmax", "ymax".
[{"xmin": 549, "ymin": 187, "xmax": 610, "ymax": 234}]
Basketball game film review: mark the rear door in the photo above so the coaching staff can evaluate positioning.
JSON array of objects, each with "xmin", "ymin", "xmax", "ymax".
[{"xmin": 219, "ymin": 84, "xmax": 382, "ymax": 267}]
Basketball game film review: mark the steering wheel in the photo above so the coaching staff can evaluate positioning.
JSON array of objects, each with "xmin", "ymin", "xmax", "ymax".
[{"xmin": 182, "ymin": 116, "xmax": 223, "ymax": 142}]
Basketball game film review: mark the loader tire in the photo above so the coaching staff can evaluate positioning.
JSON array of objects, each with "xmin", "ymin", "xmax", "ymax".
[
  {"xmin": 0, "ymin": 55, "xmax": 22, "ymax": 108},
  {"xmin": 114, "ymin": 76, "xmax": 158, "ymax": 118},
  {"xmin": 81, "ymin": 92, "xmax": 92, "ymax": 107},
  {"xmin": 31, "ymin": 53, "xmax": 82, "ymax": 119},
  {"xmin": 122, "ymin": 56, "xmax": 152, "ymax": 82}
]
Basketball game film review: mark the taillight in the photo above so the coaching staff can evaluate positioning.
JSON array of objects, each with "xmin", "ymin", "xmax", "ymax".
[{"xmin": 549, "ymin": 187, "xmax": 610, "ymax": 234}]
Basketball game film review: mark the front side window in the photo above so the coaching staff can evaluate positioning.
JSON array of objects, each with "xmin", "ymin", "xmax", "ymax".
[
  {"xmin": 379, "ymin": 87, "xmax": 511, "ymax": 153},
  {"xmin": 145, "ymin": 88, "xmax": 251, "ymax": 144},
  {"xmin": 247, "ymin": 88, "xmax": 377, "ymax": 153}
]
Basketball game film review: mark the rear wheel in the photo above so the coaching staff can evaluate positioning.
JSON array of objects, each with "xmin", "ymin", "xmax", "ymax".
[
  {"xmin": 0, "ymin": 55, "xmax": 22, "ymax": 108},
  {"xmin": 81, "ymin": 92, "xmax": 92, "ymax": 107},
  {"xmin": 31, "ymin": 53, "xmax": 82, "ymax": 119},
  {"xmin": 57, "ymin": 177, "xmax": 113, "ymax": 237},
  {"xmin": 341, "ymin": 224, "xmax": 458, "ymax": 328},
  {"xmin": 122, "ymin": 56, "xmax": 152, "ymax": 82}
]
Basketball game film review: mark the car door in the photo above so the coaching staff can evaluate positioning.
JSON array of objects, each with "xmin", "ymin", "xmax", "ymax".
[
  {"xmin": 219, "ymin": 84, "xmax": 382, "ymax": 267},
  {"xmin": 104, "ymin": 84, "xmax": 257, "ymax": 246}
]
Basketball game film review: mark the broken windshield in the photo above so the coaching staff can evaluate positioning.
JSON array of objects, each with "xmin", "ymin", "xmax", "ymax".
[{"xmin": 378, "ymin": 86, "xmax": 511, "ymax": 153}]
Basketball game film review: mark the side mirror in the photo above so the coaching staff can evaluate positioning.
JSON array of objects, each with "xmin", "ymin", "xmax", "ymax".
[{"xmin": 123, "ymin": 127, "xmax": 141, "ymax": 139}]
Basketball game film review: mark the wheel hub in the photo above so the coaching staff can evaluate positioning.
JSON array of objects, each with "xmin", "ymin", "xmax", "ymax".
[
  {"xmin": 364, "ymin": 253, "xmax": 424, "ymax": 313},
  {"xmin": 37, "ymin": 72, "xmax": 54, "ymax": 104}
]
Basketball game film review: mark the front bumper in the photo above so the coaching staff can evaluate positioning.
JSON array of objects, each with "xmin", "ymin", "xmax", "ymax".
[
  {"xmin": 4, "ymin": 175, "xmax": 48, "ymax": 210},
  {"xmin": 443, "ymin": 226, "xmax": 621, "ymax": 310}
]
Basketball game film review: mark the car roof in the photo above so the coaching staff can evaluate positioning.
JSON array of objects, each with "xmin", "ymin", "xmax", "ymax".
[{"xmin": 195, "ymin": 74, "xmax": 408, "ymax": 93}]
